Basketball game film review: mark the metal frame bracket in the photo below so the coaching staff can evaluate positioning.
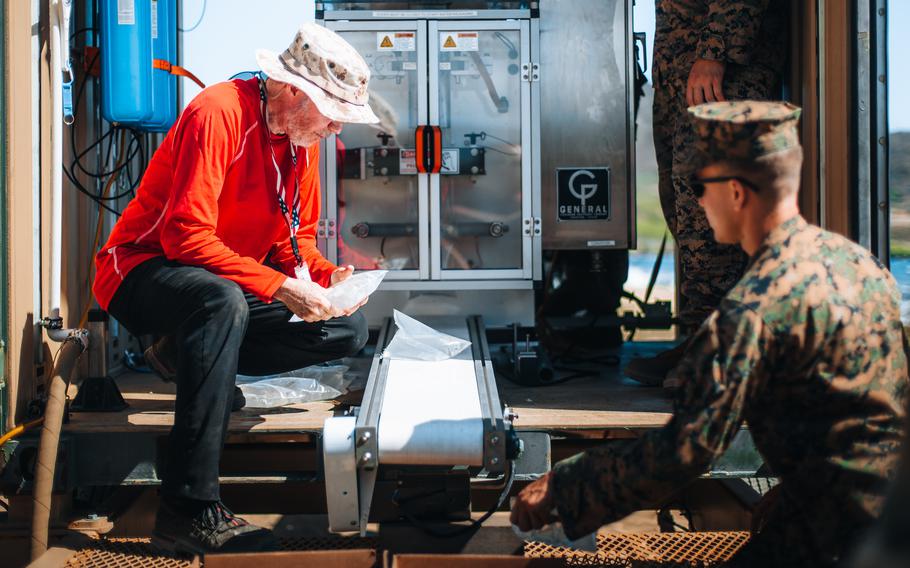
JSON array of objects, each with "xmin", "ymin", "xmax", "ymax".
[{"xmin": 317, "ymin": 219, "xmax": 337, "ymax": 241}]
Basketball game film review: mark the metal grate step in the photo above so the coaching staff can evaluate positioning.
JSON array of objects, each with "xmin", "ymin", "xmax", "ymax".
[
  {"xmin": 62, "ymin": 531, "xmax": 750, "ymax": 567},
  {"xmin": 63, "ymin": 536, "xmax": 376, "ymax": 567},
  {"xmin": 523, "ymin": 531, "xmax": 751, "ymax": 567}
]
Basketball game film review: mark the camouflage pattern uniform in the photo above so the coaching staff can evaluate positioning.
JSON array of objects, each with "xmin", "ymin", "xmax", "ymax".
[
  {"xmin": 551, "ymin": 102, "xmax": 909, "ymax": 567},
  {"xmin": 653, "ymin": 0, "xmax": 788, "ymax": 329}
]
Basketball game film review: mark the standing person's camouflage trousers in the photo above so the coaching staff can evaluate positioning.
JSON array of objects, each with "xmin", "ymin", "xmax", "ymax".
[{"xmin": 653, "ymin": 0, "xmax": 787, "ymax": 330}]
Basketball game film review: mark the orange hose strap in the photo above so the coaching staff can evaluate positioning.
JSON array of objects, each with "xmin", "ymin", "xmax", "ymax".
[{"xmin": 153, "ymin": 59, "xmax": 206, "ymax": 90}]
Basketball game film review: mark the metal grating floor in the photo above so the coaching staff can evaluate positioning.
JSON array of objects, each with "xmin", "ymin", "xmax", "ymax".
[
  {"xmin": 62, "ymin": 532, "xmax": 750, "ymax": 567},
  {"xmin": 278, "ymin": 535, "xmax": 377, "ymax": 551},
  {"xmin": 523, "ymin": 531, "xmax": 751, "ymax": 567},
  {"xmin": 64, "ymin": 538, "xmax": 193, "ymax": 568},
  {"xmin": 63, "ymin": 536, "xmax": 376, "ymax": 567}
]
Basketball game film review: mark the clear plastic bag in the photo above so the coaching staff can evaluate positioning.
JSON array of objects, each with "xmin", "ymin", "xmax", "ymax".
[
  {"xmin": 289, "ymin": 267, "xmax": 387, "ymax": 323},
  {"xmin": 383, "ymin": 310, "xmax": 472, "ymax": 361},
  {"xmin": 325, "ymin": 270, "xmax": 388, "ymax": 311},
  {"xmin": 511, "ymin": 521, "xmax": 597, "ymax": 552},
  {"xmin": 237, "ymin": 364, "xmax": 353, "ymax": 408},
  {"xmin": 238, "ymin": 377, "xmax": 342, "ymax": 408}
]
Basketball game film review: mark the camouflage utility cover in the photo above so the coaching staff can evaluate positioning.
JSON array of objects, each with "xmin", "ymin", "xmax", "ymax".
[
  {"xmin": 551, "ymin": 216, "xmax": 908, "ymax": 565},
  {"xmin": 689, "ymin": 100, "xmax": 802, "ymax": 165}
]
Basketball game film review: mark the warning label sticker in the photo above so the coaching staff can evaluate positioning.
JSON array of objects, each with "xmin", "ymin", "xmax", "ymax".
[
  {"xmin": 377, "ymin": 31, "xmax": 416, "ymax": 51},
  {"xmin": 396, "ymin": 149, "xmax": 459, "ymax": 174},
  {"xmin": 117, "ymin": 0, "xmax": 135, "ymax": 25},
  {"xmin": 399, "ymin": 149, "xmax": 418, "ymax": 175},
  {"xmin": 440, "ymin": 149, "xmax": 460, "ymax": 174},
  {"xmin": 440, "ymin": 31, "xmax": 479, "ymax": 52},
  {"xmin": 151, "ymin": 0, "xmax": 159, "ymax": 38}
]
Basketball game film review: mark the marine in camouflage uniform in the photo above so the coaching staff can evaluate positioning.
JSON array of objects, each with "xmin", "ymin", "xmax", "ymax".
[
  {"xmin": 515, "ymin": 102, "xmax": 909, "ymax": 567},
  {"xmin": 653, "ymin": 0, "xmax": 788, "ymax": 330}
]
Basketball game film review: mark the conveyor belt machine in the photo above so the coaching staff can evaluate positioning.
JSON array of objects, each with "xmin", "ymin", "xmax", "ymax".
[{"xmin": 323, "ymin": 316, "xmax": 520, "ymax": 534}]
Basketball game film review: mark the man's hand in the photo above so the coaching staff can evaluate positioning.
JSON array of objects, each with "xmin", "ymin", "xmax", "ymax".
[
  {"xmin": 686, "ymin": 58, "xmax": 726, "ymax": 107},
  {"xmin": 274, "ymin": 277, "xmax": 339, "ymax": 322},
  {"xmin": 330, "ymin": 265, "xmax": 355, "ymax": 287},
  {"xmin": 510, "ymin": 472, "xmax": 557, "ymax": 532},
  {"xmin": 329, "ymin": 264, "xmax": 369, "ymax": 317}
]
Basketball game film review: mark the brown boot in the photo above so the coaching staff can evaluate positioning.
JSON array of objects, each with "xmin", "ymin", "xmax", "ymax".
[
  {"xmin": 145, "ymin": 336, "xmax": 177, "ymax": 381},
  {"xmin": 145, "ymin": 337, "xmax": 246, "ymax": 411},
  {"xmin": 624, "ymin": 339, "xmax": 691, "ymax": 386}
]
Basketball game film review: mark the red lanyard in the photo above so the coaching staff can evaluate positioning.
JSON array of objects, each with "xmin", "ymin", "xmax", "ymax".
[{"xmin": 258, "ymin": 76, "xmax": 305, "ymax": 267}]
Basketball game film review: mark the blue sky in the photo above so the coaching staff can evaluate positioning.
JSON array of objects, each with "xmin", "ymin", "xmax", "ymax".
[
  {"xmin": 180, "ymin": 0, "xmax": 906, "ymax": 129},
  {"xmin": 889, "ymin": 0, "xmax": 909, "ymax": 131},
  {"xmin": 179, "ymin": 0, "xmax": 315, "ymax": 104}
]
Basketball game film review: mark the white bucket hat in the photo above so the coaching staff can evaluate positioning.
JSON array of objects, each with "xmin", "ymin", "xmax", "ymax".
[{"xmin": 256, "ymin": 23, "xmax": 379, "ymax": 125}]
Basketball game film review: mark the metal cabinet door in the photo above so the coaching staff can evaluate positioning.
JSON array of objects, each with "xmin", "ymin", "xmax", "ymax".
[
  {"xmin": 325, "ymin": 21, "xmax": 430, "ymax": 281},
  {"xmin": 429, "ymin": 20, "xmax": 533, "ymax": 280}
]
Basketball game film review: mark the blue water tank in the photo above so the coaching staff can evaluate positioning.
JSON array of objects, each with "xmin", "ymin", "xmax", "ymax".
[
  {"xmin": 100, "ymin": 0, "xmax": 153, "ymax": 125},
  {"xmin": 140, "ymin": 0, "xmax": 178, "ymax": 131}
]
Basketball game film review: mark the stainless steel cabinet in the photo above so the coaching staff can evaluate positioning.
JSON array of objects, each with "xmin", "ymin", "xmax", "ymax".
[{"xmin": 322, "ymin": 15, "xmax": 537, "ymax": 286}]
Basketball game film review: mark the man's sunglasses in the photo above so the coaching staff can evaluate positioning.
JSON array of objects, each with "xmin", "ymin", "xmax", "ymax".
[{"xmin": 692, "ymin": 176, "xmax": 760, "ymax": 198}]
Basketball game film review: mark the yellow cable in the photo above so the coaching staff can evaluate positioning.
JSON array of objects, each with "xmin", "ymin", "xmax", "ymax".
[{"xmin": 0, "ymin": 417, "xmax": 45, "ymax": 447}]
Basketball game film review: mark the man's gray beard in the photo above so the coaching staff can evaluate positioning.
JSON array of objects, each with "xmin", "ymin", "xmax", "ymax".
[{"xmin": 290, "ymin": 133, "xmax": 320, "ymax": 147}]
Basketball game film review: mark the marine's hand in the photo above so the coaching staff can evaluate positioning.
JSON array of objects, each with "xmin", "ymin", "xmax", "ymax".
[
  {"xmin": 687, "ymin": 58, "xmax": 726, "ymax": 107},
  {"xmin": 274, "ymin": 277, "xmax": 340, "ymax": 322},
  {"xmin": 510, "ymin": 472, "xmax": 558, "ymax": 532},
  {"xmin": 330, "ymin": 264, "xmax": 355, "ymax": 286}
]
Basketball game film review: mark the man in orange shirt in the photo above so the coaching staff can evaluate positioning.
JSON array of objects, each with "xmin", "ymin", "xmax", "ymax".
[{"xmin": 94, "ymin": 24, "xmax": 379, "ymax": 554}]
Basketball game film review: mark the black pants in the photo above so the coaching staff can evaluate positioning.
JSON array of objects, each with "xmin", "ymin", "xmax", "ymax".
[{"xmin": 107, "ymin": 256, "xmax": 368, "ymax": 502}]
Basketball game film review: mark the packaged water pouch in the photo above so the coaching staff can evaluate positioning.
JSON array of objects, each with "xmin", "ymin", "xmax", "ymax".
[
  {"xmin": 237, "ymin": 364, "xmax": 353, "ymax": 408},
  {"xmin": 383, "ymin": 310, "xmax": 472, "ymax": 361},
  {"xmin": 238, "ymin": 377, "xmax": 341, "ymax": 408},
  {"xmin": 289, "ymin": 269, "xmax": 387, "ymax": 322},
  {"xmin": 511, "ymin": 518, "xmax": 597, "ymax": 552},
  {"xmin": 325, "ymin": 270, "xmax": 388, "ymax": 311}
]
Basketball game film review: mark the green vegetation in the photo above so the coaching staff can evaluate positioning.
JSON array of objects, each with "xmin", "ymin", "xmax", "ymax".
[
  {"xmin": 636, "ymin": 170, "xmax": 670, "ymax": 252},
  {"xmin": 635, "ymin": 131, "xmax": 910, "ymax": 257},
  {"xmin": 890, "ymin": 132, "xmax": 910, "ymax": 257}
]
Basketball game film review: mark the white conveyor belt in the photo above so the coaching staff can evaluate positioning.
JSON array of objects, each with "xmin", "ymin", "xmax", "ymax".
[{"xmin": 377, "ymin": 358, "xmax": 484, "ymax": 466}]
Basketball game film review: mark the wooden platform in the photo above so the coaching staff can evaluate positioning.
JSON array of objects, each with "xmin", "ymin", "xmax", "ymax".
[{"xmin": 63, "ymin": 343, "xmax": 673, "ymax": 436}]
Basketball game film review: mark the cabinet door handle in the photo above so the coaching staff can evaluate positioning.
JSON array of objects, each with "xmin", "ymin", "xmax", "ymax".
[{"xmin": 415, "ymin": 125, "xmax": 442, "ymax": 174}]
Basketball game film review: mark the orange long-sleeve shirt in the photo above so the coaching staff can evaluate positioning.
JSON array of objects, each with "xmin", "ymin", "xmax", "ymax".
[{"xmin": 93, "ymin": 77, "xmax": 336, "ymax": 310}]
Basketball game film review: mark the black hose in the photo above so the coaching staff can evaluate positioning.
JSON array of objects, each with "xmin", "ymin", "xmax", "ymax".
[{"xmin": 395, "ymin": 461, "xmax": 515, "ymax": 538}]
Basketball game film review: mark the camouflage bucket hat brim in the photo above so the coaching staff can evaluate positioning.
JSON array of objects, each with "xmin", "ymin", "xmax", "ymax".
[
  {"xmin": 256, "ymin": 22, "xmax": 379, "ymax": 125},
  {"xmin": 688, "ymin": 101, "xmax": 802, "ymax": 168}
]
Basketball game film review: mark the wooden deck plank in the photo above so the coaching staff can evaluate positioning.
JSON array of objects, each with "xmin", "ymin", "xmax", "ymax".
[{"xmin": 64, "ymin": 343, "xmax": 674, "ymax": 435}]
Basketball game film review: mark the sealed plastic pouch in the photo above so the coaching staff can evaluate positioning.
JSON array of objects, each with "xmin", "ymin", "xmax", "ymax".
[{"xmin": 383, "ymin": 310, "xmax": 472, "ymax": 361}]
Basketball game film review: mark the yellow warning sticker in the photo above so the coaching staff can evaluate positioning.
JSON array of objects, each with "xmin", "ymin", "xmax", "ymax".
[
  {"xmin": 377, "ymin": 31, "xmax": 415, "ymax": 51},
  {"xmin": 440, "ymin": 31, "xmax": 478, "ymax": 52}
]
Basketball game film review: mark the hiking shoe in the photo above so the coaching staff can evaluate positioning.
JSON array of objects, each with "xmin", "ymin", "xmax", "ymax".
[
  {"xmin": 152, "ymin": 498, "xmax": 277, "ymax": 556},
  {"xmin": 145, "ymin": 336, "xmax": 178, "ymax": 381},
  {"xmin": 624, "ymin": 339, "xmax": 691, "ymax": 386},
  {"xmin": 145, "ymin": 337, "xmax": 246, "ymax": 411}
]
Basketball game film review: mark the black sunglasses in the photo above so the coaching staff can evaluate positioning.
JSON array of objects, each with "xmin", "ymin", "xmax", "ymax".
[{"xmin": 692, "ymin": 175, "xmax": 760, "ymax": 198}]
